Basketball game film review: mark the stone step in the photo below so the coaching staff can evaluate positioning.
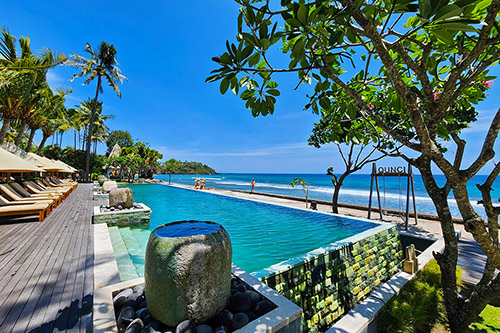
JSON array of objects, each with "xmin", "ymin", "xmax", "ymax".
[
  {"xmin": 108, "ymin": 226, "xmax": 140, "ymax": 281},
  {"xmin": 118, "ymin": 227, "xmax": 145, "ymax": 276}
]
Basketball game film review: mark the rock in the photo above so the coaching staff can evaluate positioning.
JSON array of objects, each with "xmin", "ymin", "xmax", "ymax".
[
  {"xmin": 235, "ymin": 283, "xmax": 246, "ymax": 292},
  {"xmin": 245, "ymin": 290, "xmax": 260, "ymax": 304},
  {"xmin": 118, "ymin": 205, "xmax": 123, "ymax": 210},
  {"xmin": 133, "ymin": 284, "xmax": 144, "ymax": 295},
  {"xmin": 141, "ymin": 326, "xmax": 157, "ymax": 333},
  {"xmin": 98, "ymin": 175, "xmax": 107, "ymax": 186},
  {"xmin": 117, "ymin": 306, "xmax": 135, "ymax": 331},
  {"xmin": 229, "ymin": 292, "xmax": 251, "ymax": 312},
  {"xmin": 196, "ymin": 324, "xmax": 213, "ymax": 333},
  {"xmin": 125, "ymin": 318, "xmax": 144, "ymax": 333},
  {"xmin": 254, "ymin": 300, "xmax": 273, "ymax": 316},
  {"xmin": 110, "ymin": 207, "xmax": 116, "ymax": 211},
  {"xmin": 136, "ymin": 308, "xmax": 149, "ymax": 320},
  {"xmin": 102, "ymin": 180, "xmax": 118, "ymax": 193},
  {"xmin": 230, "ymin": 278, "xmax": 239, "ymax": 288},
  {"xmin": 113, "ymin": 288, "xmax": 133, "ymax": 309},
  {"xmin": 134, "ymin": 295, "xmax": 145, "ymax": 308},
  {"xmin": 245, "ymin": 311, "xmax": 257, "ymax": 322},
  {"xmin": 214, "ymin": 326, "xmax": 228, "ymax": 333},
  {"xmin": 145, "ymin": 221, "xmax": 232, "ymax": 326},
  {"xmin": 217, "ymin": 309, "xmax": 233, "ymax": 328},
  {"xmin": 109, "ymin": 187, "xmax": 134, "ymax": 208},
  {"xmin": 123, "ymin": 299, "xmax": 136, "ymax": 310},
  {"xmin": 138, "ymin": 300, "xmax": 147, "ymax": 309},
  {"xmin": 175, "ymin": 320, "xmax": 196, "ymax": 333},
  {"xmin": 232, "ymin": 313, "xmax": 249, "ymax": 330},
  {"xmin": 143, "ymin": 314, "xmax": 152, "ymax": 326}
]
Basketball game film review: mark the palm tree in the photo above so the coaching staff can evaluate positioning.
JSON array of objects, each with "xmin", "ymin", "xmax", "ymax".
[
  {"xmin": 66, "ymin": 41, "xmax": 126, "ymax": 181},
  {"xmin": 0, "ymin": 28, "xmax": 66, "ymax": 143},
  {"xmin": 36, "ymin": 88, "xmax": 67, "ymax": 153}
]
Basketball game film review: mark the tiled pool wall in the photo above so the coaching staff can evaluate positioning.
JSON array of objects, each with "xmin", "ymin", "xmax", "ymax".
[{"xmin": 260, "ymin": 225, "xmax": 402, "ymax": 333}]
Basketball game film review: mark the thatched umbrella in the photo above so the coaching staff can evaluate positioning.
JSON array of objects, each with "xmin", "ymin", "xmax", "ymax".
[{"xmin": 0, "ymin": 147, "xmax": 45, "ymax": 173}]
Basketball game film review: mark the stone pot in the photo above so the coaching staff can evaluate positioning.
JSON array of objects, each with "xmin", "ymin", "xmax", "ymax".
[
  {"xmin": 102, "ymin": 180, "xmax": 117, "ymax": 193},
  {"xmin": 109, "ymin": 187, "xmax": 133, "ymax": 208},
  {"xmin": 144, "ymin": 221, "xmax": 232, "ymax": 326}
]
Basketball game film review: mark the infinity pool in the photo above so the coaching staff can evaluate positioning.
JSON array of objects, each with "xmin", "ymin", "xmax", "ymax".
[{"xmin": 109, "ymin": 184, "xmax": 379, "ymax": 280}]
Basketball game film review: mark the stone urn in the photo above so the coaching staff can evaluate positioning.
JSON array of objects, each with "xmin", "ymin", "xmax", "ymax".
[
  {"xmin": 98, "ymin": 175, "xmax": 108, "ymax": 187},
  {"xmin": 102, "ymin": 180, "xmax": 117, "ymax": 193},
  {"xmin": 109, "ymin": 187, "xmax": 133, "ymax": 208},
  {"xmin": 144, "ymin": 221, "xmax": 232, "ymax": 326}
]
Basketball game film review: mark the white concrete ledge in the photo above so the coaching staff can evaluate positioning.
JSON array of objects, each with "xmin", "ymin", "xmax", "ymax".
[{"xmin": 93, "ymin": 224, "xmax": 120, "ymax": 289}]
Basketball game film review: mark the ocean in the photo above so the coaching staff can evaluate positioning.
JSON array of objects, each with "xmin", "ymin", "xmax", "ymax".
[{"xmin": 154, "ymin": 173, "xmax": 500, "ymax": 218}]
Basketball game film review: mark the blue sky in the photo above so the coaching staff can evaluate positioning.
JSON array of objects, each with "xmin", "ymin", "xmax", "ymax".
[{"xmin": 3, "ymin": 1, "xmax": 500, "ymax": 174}]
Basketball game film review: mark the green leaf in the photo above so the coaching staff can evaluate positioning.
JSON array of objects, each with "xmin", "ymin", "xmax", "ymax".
[
  {"xmin": 293, "ymin": 38, "xmax": 306, "ymax": 59},
  {"xmin": 220, "ymin": 76, "xmax": 230, "ymax": 94},
  {"xmin": 431, "ymin": 29, "xmax": 454, "ymax": 43},
  {"xmin": 286, "ymin": 18, "xmax": 302, "ymax": 27},
  {"xmin": 260, "ymin": 38, "xmax": 271, "ymax": 50},
  {"xmin": 267, "ymin": 89, "xmax": 280, "ymax": 96},
  {"xmin": 220, "ymin": 53, "xmax": 232, "ymax": 65},
  {"xmin": 297, "ymin": 4, "xmax": 308, "ymax": 24},
  {"xmin": 248, "ymin": 53, "xmax": 260, "ymax": 67},
  {"xmin": 319, "ymin": 97, "xmax": 331, "ymax": 110}
]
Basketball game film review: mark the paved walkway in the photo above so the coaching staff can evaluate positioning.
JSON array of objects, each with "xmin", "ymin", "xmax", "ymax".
[{"xmin": 0, "ymin": 183, "xmax": 93, "ymax": 333}]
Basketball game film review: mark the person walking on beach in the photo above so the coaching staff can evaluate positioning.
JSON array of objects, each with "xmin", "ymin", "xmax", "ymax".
[{"xmin": 251, "ymin": 179, "xmax": 255, "ymax": 193}]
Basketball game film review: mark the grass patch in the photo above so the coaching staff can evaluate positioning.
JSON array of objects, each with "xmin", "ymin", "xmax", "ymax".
[
  {"xmin": 470, "ymin": 304, "xmax": 500, "ymax": 332},
  {"xmin": 378, "ymin": 260, "xmax": 499, "ymax": 332}
]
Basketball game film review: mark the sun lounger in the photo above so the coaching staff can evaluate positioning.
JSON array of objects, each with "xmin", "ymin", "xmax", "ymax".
[
  {"xmin": 9, "ymin": 183, "xmax": 64, "ymax": 202},
  {"xmin": 35, "ymin": 180, "xmax": 73, "ymax": 194},
  {"xmin": 23, "ymin": 181, "xmax": 67, "ymax": 199},
  {"xmin": 0, "ymin": 184, "xmax": 59, "ymax": 207},
  {"xmin": 0, "ymin": 195, "xmax": 52, "ymax": 222}
]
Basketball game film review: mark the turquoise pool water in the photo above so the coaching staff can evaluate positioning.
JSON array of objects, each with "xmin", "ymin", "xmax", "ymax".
[{"xmin": 109, "ymin": 184, "xmax": 378, "ymax": 280}]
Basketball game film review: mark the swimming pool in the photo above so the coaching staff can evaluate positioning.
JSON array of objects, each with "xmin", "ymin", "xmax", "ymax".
[{"xmin": 108, "ymin": 184, "xmax": 380, "ymax": 280}]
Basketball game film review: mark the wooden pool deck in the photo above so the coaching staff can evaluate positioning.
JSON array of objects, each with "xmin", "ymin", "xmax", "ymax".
[{"xmin": 0, "ymin": 183, "xmax": 93, "ymax": 333}]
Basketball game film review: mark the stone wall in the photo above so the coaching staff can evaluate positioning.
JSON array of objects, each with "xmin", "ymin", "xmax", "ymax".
[
  {"xmin": 93, "ymin": 205, "xmax": 151, "ymax": 227},
  {"xmin": 260, "ymin": 225, "xmax": 402, "ymax": 333}
]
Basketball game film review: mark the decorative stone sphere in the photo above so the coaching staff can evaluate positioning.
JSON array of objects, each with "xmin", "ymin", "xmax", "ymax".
[
  {"xmin": 109, "ymin": 187, "xmax": 133, "ymax": 208},
  {"xmin": 102, "ymin": 180, "xmax": 118, "ymax": 193},
  {"xmin": 98, "ymin": 175, "xmax": 107, "ymax": 186},
  {"xmin": 144, "ymin": 221, "xmax": 232, "ymax": 326}
]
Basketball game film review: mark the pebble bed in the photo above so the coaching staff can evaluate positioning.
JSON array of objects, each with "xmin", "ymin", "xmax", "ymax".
[
  {"xmin": 100, "ymin": 204, "xmax": 144, "ymax": 213},
  {"xmin": 113, "ymin": 276, "xmax": 276, "ymax": 333}
]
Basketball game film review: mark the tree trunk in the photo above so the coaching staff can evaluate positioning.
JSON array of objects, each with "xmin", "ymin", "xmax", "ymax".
[
  {"xmin": 84, "ymin": 76, "xmax": 102, "ymax": 182},
  {"xmin": 0, "ymin": 117, "xmax": 13, "ymax": 143},
  {"xmin": 74, "ymin": 130, "xmax": 77, "ymax": 149},
  {"xmin": 415, "ymin": 156, "xmax": 465, "ymax": 332},
  {"xmin": 169, "ymin": 173, "xmax": 172, "ymax": 184},
  {"xmin": 26, "ymin": 128, "xmax": 36, "ymax": 152},
  {"xmin": 60, "ymin": 131, "xmax": 63, "ymax": 147},
  {"xmin": 332, "ymin": 172, "xmax": 349, "ymax": 214},
  {"xmin": 37, "ymin": 134, "xmax": 49, "ymax": 154},
  {"xmin": 14, "ymin": 119, "xmax": 28, "ymax": 146}
]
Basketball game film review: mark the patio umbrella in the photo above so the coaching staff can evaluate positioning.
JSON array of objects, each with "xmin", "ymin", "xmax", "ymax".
[
  {"xmin": 27, "ymin": 153, "xmax": 66, "ymax": 172},
  {"xmin": 0, "ymin": 147, "xmax": 45, "ymax": 173},
  {"xmin": 52, "ymin": 160, "xmax": 75, "ymax": 173}
]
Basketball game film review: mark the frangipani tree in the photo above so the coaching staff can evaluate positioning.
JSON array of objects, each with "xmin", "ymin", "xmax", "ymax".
[{"xmin": 209, "ymin": 0, "xmax": 500, "ymax": 330}]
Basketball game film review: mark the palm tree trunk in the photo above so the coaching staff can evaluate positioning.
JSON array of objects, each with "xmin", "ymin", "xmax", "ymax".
[
  {"xmin": 60, "ymin": 132, "xmax": 63, "ymax": 147},
  {"xmin": 84, "ymin": 76, "xmax": 102, "ymax": 182},
  {"xmin": 0, "ymin": 117, "xmax": 14, "ymax": 143},
  {"xmin": 37, "ymin": 134, "xmax": 49, "ymax": 154},
  {"xmin": 26, "ymin": 128, "xmax": 36, "ymax": 152},
  {"xmin": 14, "ymin": 119, "xmax": 28, "ymax": 146},
  {"xmin": 74, "ymin": 130, "xmax": 77, "ymax": 149}
]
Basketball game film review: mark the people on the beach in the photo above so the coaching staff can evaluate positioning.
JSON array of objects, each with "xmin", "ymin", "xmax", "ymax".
[{"xmin": 251, "ymin": 179, "xmax": 255, "ymax": 193}]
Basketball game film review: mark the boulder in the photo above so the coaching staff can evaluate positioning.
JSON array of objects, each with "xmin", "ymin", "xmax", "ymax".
[
  {"xmin": 98, "ymin": 175, "xmax": 108, "ymax": 186},
  {"xmin": 145, "ymin": 221, "xmax": 232, "ymax": 326},
  {"xmin": 109, "ymin": 187, "xmax": 134, "ymax": 208},
  {"xmin": 102, "ymin": 180, "xmax": 118, "ymax": 193}
]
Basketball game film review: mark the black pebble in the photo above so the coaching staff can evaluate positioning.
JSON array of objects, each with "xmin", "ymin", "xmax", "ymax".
[
  {"xmin": 136, "ymin": 308, "xmax": 149, "ymax": 320},
  {"xmin": 138, "ymin": 300, "xmax": 147, "ymax": 309},
  {"xmin": 133, "ymin": 284, "xmax": 145, "ymax": 296},
  {"xmin": 230, "ymin": 278, "xmax": 239, "ymax": 288},
  {"xmin": 214, "ymin": 326, "xmax": 228, "ymax": 333},
  {"xmin": 245, "ymin": 290, "xmax": 260, "ymax": 304},
  {"xmin": 175, "ymin": 319, "xmax": 196, "ymax": 333},
  {"xmin": 142, "ymin": 314, "xmax": 152, "ymax": 326},
  {"xmin": 196, "ymin": 324, "xmax": 213, "ymax": 333},
  {"xmin": 125, "ymin": 318, "xmax": 144, "ymax": 333},
  {"xmin": 232, "ymin": 312, "xmax": 249, "ymax": 330},
  {"xmin": 254, "ymin": 300, "xmax": 273, "ymax": 316},
  {"xmin": 117, "ymin": 306, "xmax": 135, "ymax": 331},
  {"xmin": 235, "ymin": 283, "xmax": 247, "ymax": 292},
  {"xmin": 230, "ymin": 292, "xmax": 251, "ymax": 312},
  {"xmin": 123, "ymin": 299, "xmax": 136, "ymax": 310},
  {"xmin": 217, "ymin": 309, "xmax": 233, "ymax": 328},
  {"xmin": 141, "ymin": 325, "xmax": 157, "ymax": 333},
  {"xmin": 245, "ymin": 311, "xmax": 257, "ymax": 322}
]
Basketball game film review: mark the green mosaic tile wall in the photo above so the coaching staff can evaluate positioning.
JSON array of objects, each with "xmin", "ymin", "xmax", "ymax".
[{"xmin": 261, "ymin": 226, "xmax": 402, "ymax": 333}]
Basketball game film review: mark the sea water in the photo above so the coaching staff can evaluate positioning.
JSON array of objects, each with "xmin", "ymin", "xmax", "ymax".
[{"xmin": 156, "ymin": 173, "xmax": 499, "ymax": 218}]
